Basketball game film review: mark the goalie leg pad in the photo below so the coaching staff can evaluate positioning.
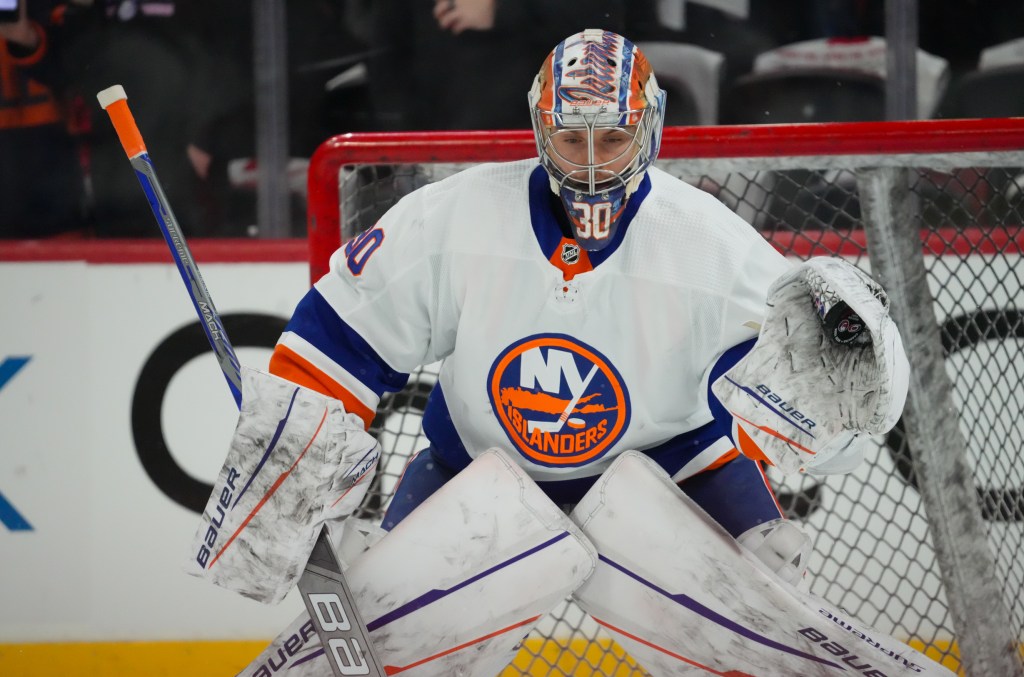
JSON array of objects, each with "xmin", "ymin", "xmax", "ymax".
[
  {"xmin": 184, "ymin": 367, "xmax": 379, "ymax": 604},
  {"xmin": 569, "ymin": 451, "xmax": 955, "ymax": 677},
  {"xmin": 239, "ymin": 448, "xmax": 598, "ymax": 677}
]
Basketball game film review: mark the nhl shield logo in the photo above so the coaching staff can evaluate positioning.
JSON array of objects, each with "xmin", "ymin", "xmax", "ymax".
[
  {"xmin": 487, "ymin": 334, "xmax": 631, "ymax": 467},
  {"xmin": 561, "ymin": 242, "xmax": 580, "ymax": 265}
]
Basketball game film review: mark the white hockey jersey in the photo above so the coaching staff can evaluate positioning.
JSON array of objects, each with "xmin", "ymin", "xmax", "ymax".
[{"xmin": 271, "ymin": 159, "xmax": 792, "ymax": 483}]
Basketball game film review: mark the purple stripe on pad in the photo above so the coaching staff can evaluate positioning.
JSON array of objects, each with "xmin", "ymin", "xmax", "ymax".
[
  {"xmin": 366, "ymin": 531, "xmax": 571, "ymax": 632},
  {"xmin": 598, "ymin": 555, "xmax": 843, "ymax": 670},
  {"xmin": 292, "ymin": 648, "xmax": 323, "ymax": 667}
]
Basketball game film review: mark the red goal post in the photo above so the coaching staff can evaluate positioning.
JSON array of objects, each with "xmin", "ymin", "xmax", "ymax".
[
  {"xmin": 307, "ymin": 119, "xmax": 1024, "ymax": 281},
  {"xmin": 306, "ymin": 118, "xmax": 1024, "ymax": 676}
]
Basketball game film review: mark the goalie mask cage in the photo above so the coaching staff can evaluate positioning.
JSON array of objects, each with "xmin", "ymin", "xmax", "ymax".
[{"xmin": 307, "ymin": 119, "xmax": 1024, "ymax": 676}]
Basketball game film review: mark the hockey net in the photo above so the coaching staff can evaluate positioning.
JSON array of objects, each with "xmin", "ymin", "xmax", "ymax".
[{"xmin": 307, "ymin": 119, "xmax": 1024, "ymax": 676}]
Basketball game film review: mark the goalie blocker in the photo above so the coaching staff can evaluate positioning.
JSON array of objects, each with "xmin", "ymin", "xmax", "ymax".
[
  {"xmin": 185, "ymin": 368, "xmax": 380, "ymax": 604},
  {"xmin": 712, "ymin": 257, "xmax": 910, "ymax": 476}
]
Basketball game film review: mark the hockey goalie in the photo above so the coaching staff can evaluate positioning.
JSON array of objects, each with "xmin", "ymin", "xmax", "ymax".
[{"xmin": 184, "ymin": 28, "xmax": 954, "ymax": 677}]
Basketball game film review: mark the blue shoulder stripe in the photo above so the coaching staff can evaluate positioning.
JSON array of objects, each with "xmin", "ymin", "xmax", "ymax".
[
  {"xmin": 707, "ymin": 338, "xmax": 757, "ymax": 425},
  {"xmin": 284, "ymin": 288, "xmax": 410, "ymax": 396}
]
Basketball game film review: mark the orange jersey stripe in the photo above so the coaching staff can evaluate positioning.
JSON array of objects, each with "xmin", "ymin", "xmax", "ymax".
[
  {"xmin": 735, "ymin": 421, "xmax": 774, "ymax": 466},
  {"xmin": 702, "ymin": 447, "xmax": 740, "ymax": 473},
  {"xmin": 269, "ymin": 344, "xmax": 376, "ymax": 429}
]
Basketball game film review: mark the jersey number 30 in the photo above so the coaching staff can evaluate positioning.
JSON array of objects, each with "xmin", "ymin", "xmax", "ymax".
[
  {"xmin": 344, "ymin": 227, "xmax": 385, "ymax": 276},
  {"xmin": 572, "ymin": 201, "xmax": 613, "ymax": 240}
]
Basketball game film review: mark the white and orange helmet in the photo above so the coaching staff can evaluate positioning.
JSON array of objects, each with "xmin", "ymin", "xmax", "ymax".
[{"xmin": 529, "ymin": 29, "xmax": 666, "ymax": 250}]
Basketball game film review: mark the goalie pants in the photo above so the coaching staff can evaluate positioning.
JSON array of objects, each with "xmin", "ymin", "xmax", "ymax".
[{"xmin": 382, "ymin": 443, "xmax": 784, "ymax": 538}]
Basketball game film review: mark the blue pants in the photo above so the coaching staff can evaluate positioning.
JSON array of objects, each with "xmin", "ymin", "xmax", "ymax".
[{"xmin": 381, "ymin": 446, "xmax": 783, "ymax": 538}]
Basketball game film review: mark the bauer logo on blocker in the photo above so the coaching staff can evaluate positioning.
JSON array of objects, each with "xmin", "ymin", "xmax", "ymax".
[{"xmin": 488, "ymin": 334, "xmax": 630, "ymax": 467}]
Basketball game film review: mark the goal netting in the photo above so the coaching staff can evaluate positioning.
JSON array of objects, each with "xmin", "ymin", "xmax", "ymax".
[{"xmin": 306, "ymin": 119, "xmax": 1024, "ymax": 676}]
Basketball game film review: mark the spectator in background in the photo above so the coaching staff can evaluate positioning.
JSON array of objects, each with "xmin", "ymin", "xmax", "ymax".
[
  {"xmin": 184, "ymin": 0, "xmax": 375, "ymax": 237},
  {"xmin": 52, "ymin": 0, "xmax": 206, "ymax": 237},
  {"xmin": 368, "ymin": 0, "xmax": 657, "ymax": 131},
  {"xmin": 1, "ymin": 0, "xmax": 85, "ymax": 238}
]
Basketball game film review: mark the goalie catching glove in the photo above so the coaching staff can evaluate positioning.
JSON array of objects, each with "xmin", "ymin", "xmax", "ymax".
[
  {"xmin": 712, "ymin": 257, "xmax": 909, "ymax": 476},
  {"xmin": 184, "ymin": 367, "xmax": 380, "ymax": 604}
]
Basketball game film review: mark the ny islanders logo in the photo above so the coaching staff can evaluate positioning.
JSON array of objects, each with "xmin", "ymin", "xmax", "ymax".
[{"xmin": 487, "ymin": 334, "xmax": 630, "ymax": 467}]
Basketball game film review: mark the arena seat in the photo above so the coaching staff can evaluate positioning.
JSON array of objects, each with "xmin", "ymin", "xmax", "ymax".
[{"xmin": 636, "ymin": 41, "xmax": 725, "ymax": 126}]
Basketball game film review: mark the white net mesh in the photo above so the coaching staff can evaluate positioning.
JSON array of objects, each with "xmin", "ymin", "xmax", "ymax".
[{"xmin": 308, "ymin": 123, "xmax": 1024, "ymax": 675}]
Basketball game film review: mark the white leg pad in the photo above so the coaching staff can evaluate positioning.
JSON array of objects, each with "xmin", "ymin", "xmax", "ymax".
[
  {"xmin": 239, "ymin": 448, "xmax": 597, "ymax": 677},
  {"xmin": 569, "ymin": 451, "xmax": 955, "ymax": 677}
]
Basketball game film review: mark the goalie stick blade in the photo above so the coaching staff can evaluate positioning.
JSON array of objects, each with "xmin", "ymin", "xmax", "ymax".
[{"xmin": 298, "ymin": 529, "xmax": 385, "ymax": 677}]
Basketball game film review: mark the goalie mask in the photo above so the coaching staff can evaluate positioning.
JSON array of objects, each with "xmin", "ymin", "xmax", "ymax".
[{"xmin": 529, "ymin": 29, "xmax": 666, "ymax": 251}]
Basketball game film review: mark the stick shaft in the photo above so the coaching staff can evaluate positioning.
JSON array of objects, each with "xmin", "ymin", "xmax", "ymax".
[
  {"xmin": 97, "ymin": 84, "xmax": 384, "ymax": 677},
  {"xmin": 98, "ymin": 85, "xmax": 242, "ymax": 405},
  {"xmin": 131, "ymin": 155, "xmax": 243, "ymax": 405}
]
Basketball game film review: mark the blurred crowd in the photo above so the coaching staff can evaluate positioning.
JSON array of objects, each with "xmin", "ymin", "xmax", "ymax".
[{"xmin": 2, "ymin": 0, "xmax": 1022, "ymax": 240}]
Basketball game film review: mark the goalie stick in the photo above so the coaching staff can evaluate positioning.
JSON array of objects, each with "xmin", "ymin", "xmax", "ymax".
[{"xmin": 97, "ymin": 85, "xmax": 384, "ymax": 677}]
